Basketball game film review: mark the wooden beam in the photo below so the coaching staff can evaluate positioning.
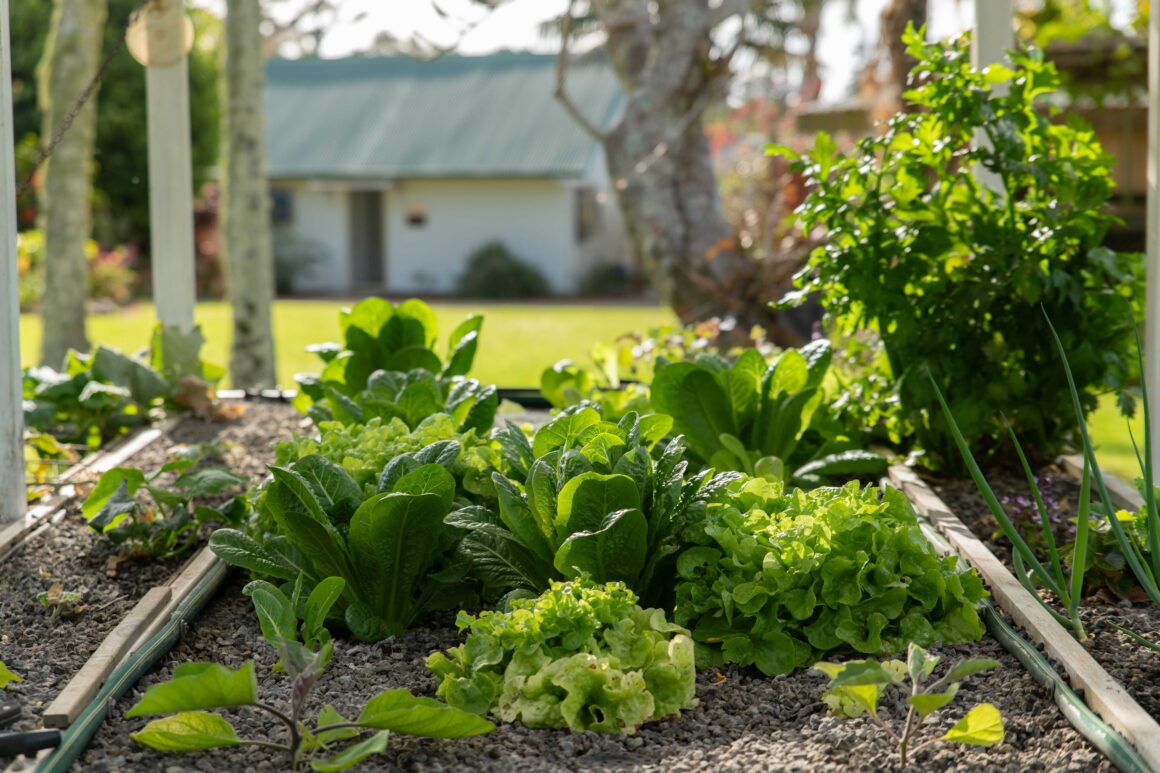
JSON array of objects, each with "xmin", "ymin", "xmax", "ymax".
[
  {"xmin": 144, "ymin": 0, "xmax": 197, "ymax": 333},
  {"xmin": 0, "ymin": 0, "xmax": 25, "ymax": 524},
  {"xmin": 1146, "ymin": 0, "xmax": 1160, "ymax": 474},
  {"xmin": 971, "ymin": 0, "xmax": 1014, "ymax": 194}
]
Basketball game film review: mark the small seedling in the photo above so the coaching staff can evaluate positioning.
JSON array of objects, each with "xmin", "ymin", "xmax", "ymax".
[
  {"xmin": 815, "ymin": 643, "xmax": 1004, "ymax": 766},
  {"xmin": 127, "ymin": 577, "xmax": 493, "ymax": 770},
  {"xmin": 37, "ymin": 583, "xmax": 85, "ymax": 619},
  {"xmin": 82, "ymin": 456, "xmax": 247, "ymax": 560},
  {"xmin": 0, "ymin": 661, "xmax": 22, "ymax": 689}
]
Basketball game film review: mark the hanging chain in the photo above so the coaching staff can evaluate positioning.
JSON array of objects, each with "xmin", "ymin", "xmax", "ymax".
[{"xmin": 14, "ymin": 4, "xmax": 145, "ymax": 199}]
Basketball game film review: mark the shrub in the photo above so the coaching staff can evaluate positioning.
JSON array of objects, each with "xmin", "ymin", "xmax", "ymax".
[
  {"xmin": 578, "ymin": 262, "xmax": 632, "ymax": 296},
  {"xmin": 775, "ymin": 27, "xmax": 1142, "ymax": 462},
  {"xmin": 456, "ymin": 241, "xmax": 550, "ymax": 298},
  {"xmin": 675, "ymin": 477, "xmax": 987, "ymax": 675}
]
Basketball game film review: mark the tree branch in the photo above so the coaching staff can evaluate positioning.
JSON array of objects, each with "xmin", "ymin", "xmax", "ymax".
[{"xmin": 554, "ymin": 1, "xmax": 610, "ymax": 141}]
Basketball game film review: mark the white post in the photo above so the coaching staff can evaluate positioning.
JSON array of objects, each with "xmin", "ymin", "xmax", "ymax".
[
  {"xmin": 1146, "ymin": 2, "xmax": 1160, "ymax": 471},
  {"xmin": 143, "ymin": 0, "xmax": 197, "ymax": 332},
  {"xmin": 971, "ymin": 0, "xmax": 1014, "ymax": 193},
  {"xmin": 0, "ymin": 0, "xmax": 25, "ymax": 522}
]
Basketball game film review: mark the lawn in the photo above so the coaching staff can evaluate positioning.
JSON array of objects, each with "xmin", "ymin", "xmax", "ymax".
[
  {"xmin": 18, "ymin": 300, "xmax": 677, "ymax": 390},
  {"xmin": 18, "ymin": 299, "xmax": 1140, "ymax": 482}
]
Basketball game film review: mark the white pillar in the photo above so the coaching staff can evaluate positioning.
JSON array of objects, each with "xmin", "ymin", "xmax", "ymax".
[
  {"xmin": 144, "ymin": 2, "xmax": 197, "ymax": 332},
  {"xmin": 0, "ymin": 0, "xmax": 26, "ymax": 523},
  {"xmin": 971, "ymin": 0, "xmax": 1014, "ymax": 194},
  {"xmin": 1146, "ymin": 2, "xmax": 1160, "ymax": 471}
]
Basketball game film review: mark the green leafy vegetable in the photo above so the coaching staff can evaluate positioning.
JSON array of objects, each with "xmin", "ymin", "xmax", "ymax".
[
  {"xmin": 427, "ymin": 579, "xmax": 697, "ymax": 734},
  {"xmin": 675, "ymin": 478, "xmax": 987, "ymax": 674},
  {"xmin": 0, "ymin": 660, "xmax": 22, "ymax": 689}
]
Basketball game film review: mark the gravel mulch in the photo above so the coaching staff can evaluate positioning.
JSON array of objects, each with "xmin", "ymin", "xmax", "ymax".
[
  {"xmin": 78, "ymin": 575, "xmax": 1108, "ymax": 773},
  {"xmin": 0, "ymin": 400, "xmax": 302, "ymax": 737},
  {"xmin": 932, "ymin": 466, "xmax": 1160, "ymax": 722}
]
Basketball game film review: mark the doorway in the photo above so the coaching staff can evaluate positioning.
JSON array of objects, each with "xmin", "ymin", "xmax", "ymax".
[{"xmin": 349, "ymin": 191, "xmax": 385, "ymax": 286}]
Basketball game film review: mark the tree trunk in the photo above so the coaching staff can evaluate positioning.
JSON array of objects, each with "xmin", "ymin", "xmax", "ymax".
[
  {"xmin": 37, "ymin": 0, "xmax": 106, "ymax": 366},
  {"xmin": 591, "ymin": 2, "xmax": 803, "ymax": 343},
  {"xmin": 222, "ymin": 0, "xmax": 277, "ymax": 387},
  {"xmin": 881, "ymin": 0, "xmax": 928, "ymax": 110}
]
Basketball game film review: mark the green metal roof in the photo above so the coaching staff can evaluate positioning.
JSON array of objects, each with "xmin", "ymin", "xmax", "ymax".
[{"xmin": 265, "ymin": 53, "xmax": 623, "ymax": 180}]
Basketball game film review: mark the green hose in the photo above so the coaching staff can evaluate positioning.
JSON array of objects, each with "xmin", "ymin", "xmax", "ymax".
[
  {"xmin": 36, "ymin": 561, "xmax": 228, "ymax": 773},
  {"xmin": 982, "ymin": 599, "xmax": 1150, "ymax": 773}
]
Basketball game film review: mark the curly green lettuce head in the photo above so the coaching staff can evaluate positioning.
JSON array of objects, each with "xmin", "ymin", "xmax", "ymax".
[
  {"xmin": 675, "ymin": 478, "xmax": 987, "ymax": 676},
  {"xmin": 426, "ymin": 579, "xmax": 697, "ymax": 734}
]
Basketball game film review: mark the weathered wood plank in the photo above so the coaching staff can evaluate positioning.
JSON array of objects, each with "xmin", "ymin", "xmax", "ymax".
[
  {"xmin": 42, "ymin": 587, "xmax": 172, "ymax": 728},
  {"xmin": 1059, "ymin": 453, "xmax": 1144, "ymax": 511}
]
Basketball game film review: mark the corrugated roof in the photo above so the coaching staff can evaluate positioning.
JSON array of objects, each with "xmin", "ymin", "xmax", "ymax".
[{"xmin": 265, "ymin": 53, "xmax": 623, "ymax": 180}]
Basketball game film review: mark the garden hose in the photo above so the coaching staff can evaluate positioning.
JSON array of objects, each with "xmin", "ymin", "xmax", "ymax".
[
  {"xmin": 33, "ymin": 560, "xmax": 228, "ymax": 773},
  {"xmin": 982, "ymin": 602, "xmax": 1149, "ymax": 773}
]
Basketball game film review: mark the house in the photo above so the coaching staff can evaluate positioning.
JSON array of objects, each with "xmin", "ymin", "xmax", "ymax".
[{"xmin": 264, "ymin": 52, "xmax": 633, "ymax": 295}]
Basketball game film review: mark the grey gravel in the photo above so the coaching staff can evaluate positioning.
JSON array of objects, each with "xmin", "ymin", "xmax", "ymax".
[
  {"xmin": 0, "ymin": 401, "xmax": 300, "ymax": 739},
  {"xmin": 79, "ymin": 577, "xmax": 1110, "ymax": 772}
]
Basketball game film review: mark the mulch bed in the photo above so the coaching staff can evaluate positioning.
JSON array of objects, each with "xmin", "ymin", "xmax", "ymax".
[
  {"xmin": 932, "ymin": 467, "xmax": 1160, "ymax": 723},
  {"xmin": 0, "ymin": 400, "xmax": 302, "ymax": 737}
]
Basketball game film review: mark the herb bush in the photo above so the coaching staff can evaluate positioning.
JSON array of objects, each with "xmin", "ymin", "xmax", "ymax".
[
  {"xmin": 426, "ymin": 579, "xmax": 696, "ymax": 734},
  {"xmin": 775, "ymin": 27, "xmax": 1142, "ymax": 462},
  {"xmin": 455, "ymin": 241, "xmax": 550, "ymax": 299},
  {"xmin": 674, "ymin": 478, "xmax": 987, "ymax": 675}
]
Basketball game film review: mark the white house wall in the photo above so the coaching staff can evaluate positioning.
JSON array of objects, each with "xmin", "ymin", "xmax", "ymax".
[
  {"xmin": 386, "ymin": 178, "xmax": 577, "ymax": 294},
  {"xmin": 285, "ymin": 183, "xmax": 350, "ymax": 292}
]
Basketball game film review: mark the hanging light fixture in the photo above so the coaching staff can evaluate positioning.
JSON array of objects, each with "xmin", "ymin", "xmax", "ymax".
[{"xmin": 125, "ymin": 0, "xmax": 194, "ymax": 68}]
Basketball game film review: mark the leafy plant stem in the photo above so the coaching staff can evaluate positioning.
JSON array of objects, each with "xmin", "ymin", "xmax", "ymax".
[
  {"xmin": 255, "ymin": 702, "xmax": 300, "ymax": 768},
  {"xmin": 237, "ymin": 738, "xmax": 293, "ymax": 752}
]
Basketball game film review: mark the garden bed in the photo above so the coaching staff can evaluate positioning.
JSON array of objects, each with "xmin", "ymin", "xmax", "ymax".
[
  {"xmin": 0, "ymin": 401, "xmax": 301, "ymax": 737},
  {"xmin": 930, "ymin": 467, "xmax": 1160, "ymax": 724},
  {"xmin": 76, "ymin": 574, "xmax": 1108, "ymax": 773}
]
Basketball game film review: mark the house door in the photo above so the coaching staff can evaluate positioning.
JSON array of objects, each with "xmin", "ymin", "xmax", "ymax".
[{"xmin": 349, "ymin": 191, "xmax": 385, "ymax": 286}]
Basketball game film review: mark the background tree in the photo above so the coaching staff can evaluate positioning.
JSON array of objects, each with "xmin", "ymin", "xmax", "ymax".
[
  {"xmin": 221, "ymin": 0, "xmax": 277, "ymax": 387},
  {"xmin": 37, "ymin": 0, "xmax": 107, "ymax": 365}
]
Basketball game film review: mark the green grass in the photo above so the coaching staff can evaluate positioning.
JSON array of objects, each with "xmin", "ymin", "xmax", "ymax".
[
  {"xmin": 18, "ymin": 300, "xmax": 677, "ymax": 389},
  {"xmin": 17, "ymin": 299, "xmax": 1140, "ymax": 482}
]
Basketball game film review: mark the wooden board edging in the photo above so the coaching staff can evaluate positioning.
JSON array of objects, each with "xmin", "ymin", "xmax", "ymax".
[
  {"xmin": 888, "ymin": 464, "xmax": 1160, "ymax": 772},
  {"xmin": 1059, "ymin": 454, "xmax": 1145, "ymax": 511}
]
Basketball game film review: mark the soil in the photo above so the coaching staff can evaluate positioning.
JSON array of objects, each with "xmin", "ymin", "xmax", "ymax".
[
  {"xmin": 0, "ymin": 400, "xmax": 302, "ymax": 737},
  {"xmin": 78, "ymin": 576, "xmax": 1108, "ymax": 773},
  {"xmin": 932, "ymin": 466, "xmax": 1160, "ymax": 722}
]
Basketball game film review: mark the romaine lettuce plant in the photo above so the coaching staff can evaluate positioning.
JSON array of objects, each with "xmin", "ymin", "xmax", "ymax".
[
  {"xmin": 650, "ymin": 341, "xmax": 885, "ymax": 487},
  {"xmin": 293, "ymin": 297, "xmax": 483, "ymax": 421},
  {"xmin": 675, "ymin": 478, "xmax": 987, "ymax": 675},
  {"xmin": 210, "ymin": 457, "xmax": 473, "ymax": 641},
  {"xmin": 451, "ymin": 407, "xmax": 738, "ymax": 606},
  {"xmin": 128, "ymin": 575, "xmax": 492, "ymax": 771},
  {"xmin": 273, "ymin": 414, "xmax": 497, "ymax": 498},
  {"xmin": 82, "ymin": 457, "xmax": 248, "ymax": 559},
  {"xmin": 816, "ymin": 643, "xmax": 1003, "ymax": 766},
  {"xmin": 426, "ymin": 579, "xmax": 696, "ymax": 734}
]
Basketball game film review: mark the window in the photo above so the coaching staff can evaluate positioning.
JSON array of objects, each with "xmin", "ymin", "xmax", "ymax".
[
  {"xmin": 406, "ymin": 206, "xmax": 428, "ymax": 227},
  {"xmin": 270, "ymin": 188, "xmax": 293, "ymax": 225}
]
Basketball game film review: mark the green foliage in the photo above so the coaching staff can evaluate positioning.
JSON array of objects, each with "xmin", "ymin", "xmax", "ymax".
[
  {"xmin": 675, "ymin": 478, "xmax": 987, "ymax": 675},
  {"xmin": 650, "ymin": 341, "xmax": 885, "ymax": 486},
  {"xmin": 23, "ymin": 326, "xmax": 222, "ymax": 450},
  {"xmin": 776, "ymin": 27, "xmax": 1142, "ymax": 463},
  {"xmin": 0, "ymin": 661, "xmax": 22, "ymax": 689},
  {"xmin": 452, "ymin": 407, "xmax": 738, "ymax": 606},
  {"xmin": 211, "ymin": 458, "xmax": 474, "ymax": 641},
  {"xmin": 293, "ymin": 298, "xmax": 485, "ymax": 425},
  {"xmin": 272, "ymin": 414, "xmax": 497, "ymax": 499},
  {"xmin": 128, "ymin": 585, "xmax": 491, "ymax": 771},
  {"xmin": 455, "ymin": 241, "xmax": 550, "ymax": 299},
  {"xmin": 426, "ymin": 579, "xmax": 696, "ymax": 734},
  {"xmin": 82, "ymin": 451, "xmax": 247, "ymax": 560},
  {"xmin": 816, "ymin": 643, "xmax": 1003, "ymax": 766}
]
